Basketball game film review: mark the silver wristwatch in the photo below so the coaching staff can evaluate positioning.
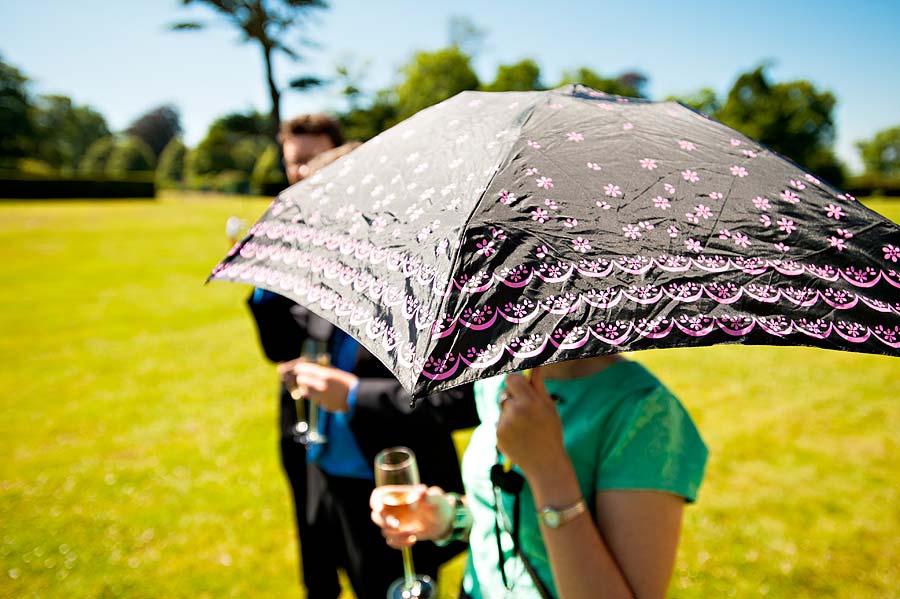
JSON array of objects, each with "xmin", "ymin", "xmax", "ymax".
[{"xmin": 537, "ymin": 498, "xmax": 587, "ymax": 529}]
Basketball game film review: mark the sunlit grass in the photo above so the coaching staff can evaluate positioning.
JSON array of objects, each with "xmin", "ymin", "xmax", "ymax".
[{"xmin": 1, "ymin": 195, "xmax": 898, "ymax": 597}]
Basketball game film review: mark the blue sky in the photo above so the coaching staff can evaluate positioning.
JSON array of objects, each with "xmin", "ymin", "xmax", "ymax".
[{"xmin": 2, "ymin": 0, "xmax": 899, "ymax": 172}]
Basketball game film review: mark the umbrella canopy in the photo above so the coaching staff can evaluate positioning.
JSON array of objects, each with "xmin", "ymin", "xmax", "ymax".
[{"xmin": 210, "ymin": 84, "xmax": 900, "ymax": 397}]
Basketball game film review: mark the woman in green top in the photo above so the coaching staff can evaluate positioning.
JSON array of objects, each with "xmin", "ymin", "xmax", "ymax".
[{"xmin": 371, "ymin": 355, "xmax": 708, "ymax": 599}]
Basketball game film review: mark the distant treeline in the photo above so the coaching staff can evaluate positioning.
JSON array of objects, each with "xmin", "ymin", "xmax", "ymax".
[{"xmin": 2, "ymin": 50, "xmax": 899, "ymax": 197}]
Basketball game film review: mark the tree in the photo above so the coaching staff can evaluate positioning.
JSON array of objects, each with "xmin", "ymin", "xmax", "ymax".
[
  {"xmin": 157, "ymin": 138, "xmax": 188, "ymax": 186},
  {"xmin": 482, "ymin": 59, "xmax": 543, "ymax": 92},
  {"xmin": 186, "ymin": 110, "xmax": 268, "ymax": 179},
  {"xmin": 616, "ymin": 72, "xmax": 649, "ymax": 98},
  {"xmin": 32, "ymin": 95, "xmax": 109, "ymax": 173},
  {"xmin": 232, "ymin": 135, "xmax": 270, "ymax": 175},
  {"xmin": 106, "ymin": 136, "xmax": 156, "ymax": 175},
  {"xmin": 213, "ymin": 110, "xmax": 268, "ymax": 137},
  {"xmin": 339, "ymin": 91, "xmax": 399, "ymax": 142},
  {"xmin": 187, "ymin": 128, "xmax": 237, "ymax": 177},
  {"xmin": 857, "ymin": 126, "xmax": 900, "ymax": 177},
  {"xmin": 0, "ymin": 56, "xmax": 35, "ymax": 165},
  {"xmin": 126, "ymin": 105, "xmax": 182, "ymax": 157},
  {"xmin": 666, "ymin": 88, "xmax": 721, "ymax": 116},
  {"xmin": 171, "ymin": 0, "xmax": 328, "ymax": 144},
  {"xmin": 717, "ymin": 65, "xmax": 844, "ymax": 184},
  {"xmin": 79, "ymin": 136, "xmax": 116, "ymax": 174},
  {"xmin": 334, "ymin": 55, "xmax": 370, "ymax": 112},
  {"xmin": 557, "ymin": 67, "xmax": 647, "ymax": 98},
  {"xmin": 395, "ymin": 47, "xmax": 479, "ymax": 119},
  {"xmin": 250, "ymin": 142, "xmax": 286, "ymax": 192}
]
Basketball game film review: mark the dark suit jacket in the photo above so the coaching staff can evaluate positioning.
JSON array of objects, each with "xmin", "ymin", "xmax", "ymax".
[{"xmin": 247, "ymin": 291, "xmax": 480, "ymax": 568}]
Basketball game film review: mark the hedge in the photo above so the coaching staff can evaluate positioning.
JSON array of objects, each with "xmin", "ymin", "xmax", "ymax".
[
  {"xmin": 259, "ymin": 180, "xmax": 290, "ymax": 197},
  {"xmin": 844, "ymin": 175, "xmax": 900, "ymax": 198},
  {"xmin": 0, "ymin": 173, "xmax": 156, "ymax": 199}
]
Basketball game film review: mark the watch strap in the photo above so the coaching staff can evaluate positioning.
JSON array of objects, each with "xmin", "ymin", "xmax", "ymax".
[
  {"xmin": 434, "ymin": 492, "xmax": 472, "ymax": 546},
  {"xmin": 538, "ymin": 498, "xmax": 587, "ymax": 528}
]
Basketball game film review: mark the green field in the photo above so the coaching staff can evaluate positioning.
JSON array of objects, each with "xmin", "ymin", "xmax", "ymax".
[{"xmin": 1, "ymin": 195, "xmax": 898, "ymax": 598}]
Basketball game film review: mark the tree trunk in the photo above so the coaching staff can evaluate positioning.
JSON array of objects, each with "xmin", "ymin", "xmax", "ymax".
[{"xmin": 261, "ymin": 43, "xmax": 283, "ymax": 168}]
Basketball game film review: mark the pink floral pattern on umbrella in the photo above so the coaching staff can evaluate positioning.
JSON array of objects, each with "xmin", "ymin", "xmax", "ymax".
[{"xmin": 211, "ymin": 84, "xmax": 900, "ymax": 396}]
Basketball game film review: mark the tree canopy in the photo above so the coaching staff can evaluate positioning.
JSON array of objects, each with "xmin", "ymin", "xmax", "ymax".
[
  {"xmin": 79, "ymin": 136, "xmax": 117, "ymax": 175},
  {"xmin": 482, "ymin": 59, "xmax": 544, "ymax": 92},
  {"xmin": 33, "ymin": 95, "xmax": 109, "ymax": 173},
  {"xmin": 187, "ymin": 110, "xmax": 270, "ymax": 179},
  {"xmin": 0, "ymin": 56, "xmax": 35, "ymax": 164},
  {"xmin": 666, "ymin": 87, "xmax": 721, "ymax": 116},
  {"xmin": 857, "ymin": 126, "xmax": 900, "ymax": 177},
  {"xmin": 157, "ymin": 138, "xmax": 188, "ymax": 186},
  {"xmin": 395, "ymin": 47, "xmax": 480, "ymax": 120},
  {"xmin": 557, "ymin": 67, "xmax": 647, "ymax": 98},
  {"xmin": 127, "ymin": 105, "xmax": 182, "ymax": 157},
  {"xmin": 716, "ymin": 65, "xmax": 844, "ymax": 184},
  {"xmin": 171, "ymin": 0, "xmax": 328, "ymax": 144},
  {"xmin": 106, "ymin": 136, "xmax": 157, "ymax": 175}
]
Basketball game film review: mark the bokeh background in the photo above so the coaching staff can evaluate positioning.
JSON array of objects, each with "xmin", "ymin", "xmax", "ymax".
[{"xmin": 2, "ymin": 1, "xmax": 899, "ymax": 597}]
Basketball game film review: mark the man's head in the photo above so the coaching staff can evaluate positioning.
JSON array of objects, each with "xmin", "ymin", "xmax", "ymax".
[{"xmin": 279, "ymin": 113, "xmax": 344, "ymax": 184}]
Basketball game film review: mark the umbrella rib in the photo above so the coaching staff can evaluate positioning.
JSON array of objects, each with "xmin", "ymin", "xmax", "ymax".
[{"xmin": 414, "ymin": 100, "xmax": 542, "ymax": 395}]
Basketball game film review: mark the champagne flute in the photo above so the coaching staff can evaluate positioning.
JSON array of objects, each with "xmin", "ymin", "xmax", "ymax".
[
  {"xmin": 374, "ymin": 447, "xmax": 435, "ymax": 599},
  {"xmin": 303, "ymin": 342, "xmax": 330, "ymax": 445},
  {"xmin": 286, "ymin": 340, "xmax": 317, "ymax": 442}
]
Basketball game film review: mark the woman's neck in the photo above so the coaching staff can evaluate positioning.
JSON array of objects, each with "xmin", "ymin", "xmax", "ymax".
[{"xmin": 541, "ymin": 354, "xmax": 625, "ymax": 381}]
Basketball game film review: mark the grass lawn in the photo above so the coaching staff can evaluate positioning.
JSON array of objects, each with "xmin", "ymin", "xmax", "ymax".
[{"xmin": 1, "ymin": 194, "xmax": 898, "ymax": 598}]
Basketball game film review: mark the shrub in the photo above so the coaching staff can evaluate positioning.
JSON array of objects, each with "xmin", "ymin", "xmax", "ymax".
[
  {"xmin": 106, "ymin": 136, "xmax": 156, "ymax": 176},
  {"xmin": 250, "ymin": 143, "xmax": 286, "ymax": 194},
  {"xmin": 79, "ymin": 136, "xmax": 116, "ymax": 175},
  {"xmin": 156, "ymin": 138, "xmax": 187, "ymax": 188},
  {"xmin": 14, "ymin": 158, "xmax": 57, "ymax": 177},
  {"xmin": 212, "ymin": 170, "xmax": 249, "ymax": 194}
]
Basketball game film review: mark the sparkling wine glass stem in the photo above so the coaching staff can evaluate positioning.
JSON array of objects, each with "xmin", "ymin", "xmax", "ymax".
[
  {"xmin": 308, "ymin": 401, "xmax": 319, "ymax": 434},
  {"xmin": 401, "ymin": 547, "xmax": 416, "ymax": 591},
  {"xmin": 293, "ymin": 395, "xmax": 305, "ymax": 423}
]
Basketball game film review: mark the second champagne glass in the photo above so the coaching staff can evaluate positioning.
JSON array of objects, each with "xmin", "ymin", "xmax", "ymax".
[
  {"xmin": 284, "ymin": 374, "xmax": 309, "ymax": 441},
  {"xmin": 374, "ymin": 447, "xmax": 435, "ymax": 599},
  {"xmin": 303, "ymin": 342, "xmax": 330, "ymax": 445}
]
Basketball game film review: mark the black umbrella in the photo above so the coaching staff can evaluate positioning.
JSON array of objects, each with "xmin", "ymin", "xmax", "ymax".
[{"xmin": 210, "ymin": 84, "xmax": 900, "ymax": 397}]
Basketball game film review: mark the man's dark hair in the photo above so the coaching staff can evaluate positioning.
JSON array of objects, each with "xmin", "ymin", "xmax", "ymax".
[{"xmin": 279, "ymin": 113, "xmax": 344, "ymax": 148}]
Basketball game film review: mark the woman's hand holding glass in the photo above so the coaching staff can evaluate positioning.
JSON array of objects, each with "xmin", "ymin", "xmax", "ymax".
[{"xmin": 370, "ymin": 485, "xmax": 455, "ymax": 549}]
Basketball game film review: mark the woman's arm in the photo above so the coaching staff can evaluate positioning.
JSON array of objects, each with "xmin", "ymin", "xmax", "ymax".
[
  {"xmin": 527, "ymin": 460, "xmax": 683, "ymax": 599},
  {"xmin": 500, "ymin": 371, "xmax": 684, "ymax": 599}
]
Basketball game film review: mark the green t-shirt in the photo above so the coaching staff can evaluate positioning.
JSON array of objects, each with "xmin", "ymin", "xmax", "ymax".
[{"xmin": 460, "ymin": 360, "xmax": 708, "ymax": 599}]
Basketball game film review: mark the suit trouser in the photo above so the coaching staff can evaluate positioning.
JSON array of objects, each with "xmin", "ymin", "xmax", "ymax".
[
  {"xmin": 306, "ymin": 467, "xmax": 442, "ymax": 599},
  {"xmin": 279, "ymin": 386, "xmax": 342, "ymax": 599}
]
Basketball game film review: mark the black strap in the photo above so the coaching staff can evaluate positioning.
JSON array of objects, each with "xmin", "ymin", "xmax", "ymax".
[
  {"xmin": 492, "ymin": 487, "xmax": 509, "ymax": 589},
  {"xmin": 490, "ymin": 462, "xmax": 554, "ymax": 599}
]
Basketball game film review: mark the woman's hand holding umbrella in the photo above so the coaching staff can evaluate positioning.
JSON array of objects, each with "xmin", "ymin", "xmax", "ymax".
[{"xmin": 496, "ymin": 367, "xmax": 574, "ymax": 487}]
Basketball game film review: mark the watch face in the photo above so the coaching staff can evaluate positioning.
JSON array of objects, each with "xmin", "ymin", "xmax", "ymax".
[{"xmin": 543, "ymin": 511, "xmax": 560, "ymax": 528}]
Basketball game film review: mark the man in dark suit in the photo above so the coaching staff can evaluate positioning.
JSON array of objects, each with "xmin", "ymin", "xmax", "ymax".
[{"xmin": 249, "ymin": 114, "xmax": 478, "ymax": 599}]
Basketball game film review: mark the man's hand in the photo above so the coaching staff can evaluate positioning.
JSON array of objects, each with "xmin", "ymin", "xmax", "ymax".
[
  {"xmin": 277, "ymin": 357, "xmax": 305, "ymax": 389},
  {"xmin": 292, "ymin": 362, "xmax": 359, "ymax": 413}
]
